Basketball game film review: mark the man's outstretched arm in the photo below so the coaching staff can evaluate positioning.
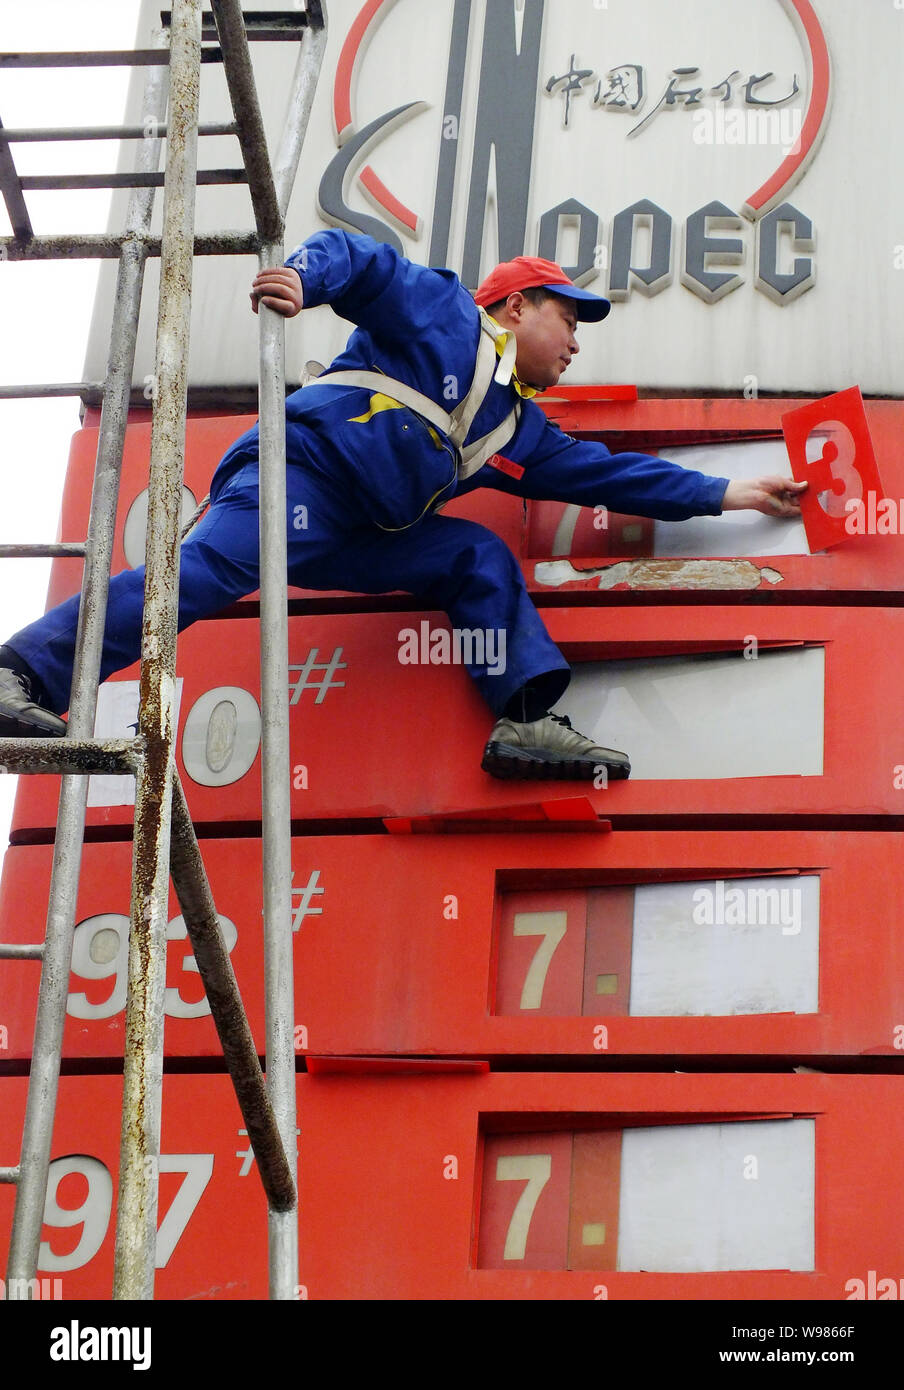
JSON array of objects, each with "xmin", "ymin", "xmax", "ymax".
[{"xmin": 465, "ymin": 410, "xmax": 806, "ymax": 522}]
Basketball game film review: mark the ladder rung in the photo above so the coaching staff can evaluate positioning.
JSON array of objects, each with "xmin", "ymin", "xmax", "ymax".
[
  {"xmin": 0, "ymin": 122, "xmax": 237, "ymax": 143},
  {"xmin": 0, "ymin": 50, "xmax": 225, "ymax": 69},
  {"xmin": 0, "ymin": 1169, "xmax": 20, "ymax": 1185},
  {"xmin": 0, "ymin": 383, "xmax": 101, "ymax": 399},
  {"xmin": 0, "ymin": 17, "xmax": 317, "ymax": 72},
  {"xmin": 20, "ymin": 170, "xmax": 248, "ymax": 191},
  {"xmin": 0, "ymin": 544, "xmax": 86, "ymax": 558},
  {"xmin": 168, "ymin": 11, "xmax": 316, "ymax": 37},
  {"xmin": 0, "ymin": 943, "xmax": 44, "ymax": 960},
  {"xmin": 0, "ymin": 232, "xmax": 259, "ymax": 260},
  {"xmin": 0, "ymin": 736, "xmax": 142, "ymax": 776}
]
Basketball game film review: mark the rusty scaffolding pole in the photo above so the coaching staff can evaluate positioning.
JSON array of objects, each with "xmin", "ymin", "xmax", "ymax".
[{"xmin": 0, "ymin": 0, "xmax": 327, "ymax": 1300}]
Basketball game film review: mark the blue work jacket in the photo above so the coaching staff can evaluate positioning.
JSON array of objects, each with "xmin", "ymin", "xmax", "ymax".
[{"xmin": 217, "ymin": 228, "xmax": 729, "ymax": 532}]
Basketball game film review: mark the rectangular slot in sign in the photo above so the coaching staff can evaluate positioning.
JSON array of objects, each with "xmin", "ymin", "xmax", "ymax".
[
  {"xmin": 619, "ymin": 1120, "xmax": 815, "ymax": 1272},
  {"xmin": 477, "ymin": 1119, "xmax": 815, "ymax": 1272},
  {"xmin": 494, "ymin": 876, "xmax": 820, "ymax": 1018},
  {"xmin": 527, "ymin": 440, "xmax": 807, "ymax": 561},
  {"xmin": 559, "ymin": 647, "xmax": 824, "ymax": 780},
  {"xmin": 654, "ymin": 440, "xmax": 810, "ymax": 557}
]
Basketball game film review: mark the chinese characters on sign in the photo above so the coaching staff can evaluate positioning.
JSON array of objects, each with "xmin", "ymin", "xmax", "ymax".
[{"xmin": 546, "ymin": 57, "xmax": 800, "ymax": 133}]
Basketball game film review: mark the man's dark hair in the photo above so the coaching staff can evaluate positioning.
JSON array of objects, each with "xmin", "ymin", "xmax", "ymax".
[{"xmin": 483, "ymin": 285, "xmax": 559, "ymax": 318}]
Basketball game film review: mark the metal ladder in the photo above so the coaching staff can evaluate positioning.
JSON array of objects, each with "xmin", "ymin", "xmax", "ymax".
[{"xmin": 0, "ymin": 0, "xmax": 327, "ymax": 1300}]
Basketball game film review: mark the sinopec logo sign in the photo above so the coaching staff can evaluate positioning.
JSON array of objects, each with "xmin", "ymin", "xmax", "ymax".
[{"xmin": 319, "ymin": 0, "xmax": 830, "ymax": 307}]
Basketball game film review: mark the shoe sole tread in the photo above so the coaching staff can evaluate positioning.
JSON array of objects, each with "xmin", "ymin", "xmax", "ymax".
[{"xmin": 481, "ymin": 741, "xmax": 630, "ymax": 780}]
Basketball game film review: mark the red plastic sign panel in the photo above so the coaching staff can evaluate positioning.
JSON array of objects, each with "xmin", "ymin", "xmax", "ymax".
[
  {"xmin": 2, "ymin": 1073, "xmax": 900, "ymax": 1301},
  {"xmin": 0, "ymin": 1075, "xmax": 267, "ymax": 1300},
  {"xmin": 525, "ymin": 397, "xmax": 904, "ymax": 597},
  {"xmin": 1, "ymin": 832, "xmax": 900, "ymax": 1061},
  {"xmin": 295, "ymin": 1071, "xmax": 904, "ymax": 1300},
  {"xmin": 783, "ymin": 387, "xmax": 883, "ymax": 551},
  {"xmin": 50, "ymin": 399, "xmax": 904, "ymax": 608},
  {"xmin": 10, "ymin": 607, "xmax": 904, "ymax": 833},
  {"xmin": 0, "ymin": 840, "xmax": 270, "ymax": 1061}
]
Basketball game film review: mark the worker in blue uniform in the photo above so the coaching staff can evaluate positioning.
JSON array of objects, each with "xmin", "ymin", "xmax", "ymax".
[{"xmin": 0, "ymin": 229, "xmax": 806, "ymax": 778}]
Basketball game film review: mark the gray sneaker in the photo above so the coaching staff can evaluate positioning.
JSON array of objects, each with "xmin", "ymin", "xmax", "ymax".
[
  {"xmin": 0, "ymin": 667, "xmax": 66, "ymax": 737},
  {"xmin": 481, "ymin": 712, "xmax": 630, "ymax": 781}
]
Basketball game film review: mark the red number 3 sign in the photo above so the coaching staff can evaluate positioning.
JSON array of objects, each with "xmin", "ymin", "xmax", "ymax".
[{"xmin": 782, "ymin": 386, "xmax": 884, "ymax": 550}]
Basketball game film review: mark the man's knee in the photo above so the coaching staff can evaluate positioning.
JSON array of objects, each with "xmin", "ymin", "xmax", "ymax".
[{"xmin": 439, "ymin": 519, "xmax": 523, "ymax": 588}]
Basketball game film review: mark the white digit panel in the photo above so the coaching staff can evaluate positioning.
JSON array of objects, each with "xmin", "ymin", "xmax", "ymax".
[
  {"xmin": 558, "ymin": 646, "xmax": 824, "ymax": 780},
  {"xmin": 38, "ymin": 1156, "xmax": 113, "ymax": 1272},
  {"xmin": 68, "ymin": 914, "xmax": 130, "ymax": 1019},
  {"xmin": 618, "ymin": 1119, "xmax": 815, "ymax": 1271},
  {"xmin": 88, "ymin": 681, "xmax": 259, "ymax": 804},
  {"xmin": 653, "ymin": 440, "xmax": 809, "ymax": 556},
  {"xmin": 628, "ymin": 876, "xmax": 820, "ymax": 1016},
  {"xmin": 88, "ymin": 679, "xmax": 183, "ymax": 807},
  {"xmin": 181, "ymin": 686, "xmax": 262, "ymax": 787}
]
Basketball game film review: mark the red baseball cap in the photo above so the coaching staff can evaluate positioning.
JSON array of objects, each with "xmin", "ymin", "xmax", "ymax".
[{"xmin": 474, "ymin": 255, "xmax": 611, "ymax": 322}]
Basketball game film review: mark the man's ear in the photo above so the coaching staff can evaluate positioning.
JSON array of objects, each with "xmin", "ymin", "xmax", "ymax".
[{"xmin": 503, "ymin": 291, "xmax": 527, "ymax": 323}]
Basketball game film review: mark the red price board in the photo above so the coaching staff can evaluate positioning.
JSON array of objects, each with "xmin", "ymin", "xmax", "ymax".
[
  {"xmin": 3, "ymin": 1072, "xmax": 902, "ymax": 1299},
  {"xmin": 2, "ymin": 831, "xmax": 900, "ymax": 1061},
  {"xmin": 11, "ymin": 606, "xmax": 904, "ymax": 833},
  {"xmin": 49, "ymin": 398, "xmax": 904, "ymax": 612},
  {"xmin": 294, "ymin": 1070, "xmax": 904, "ymax": 1300},
  {"xmin": 526, "ymin": 396, "xmax": 904, "ymax": 597}
]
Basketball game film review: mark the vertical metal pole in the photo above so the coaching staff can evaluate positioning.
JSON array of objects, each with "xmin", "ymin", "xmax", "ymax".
[
  {"xmin": 259, "ymin": 4, "xmax": 328, "ymax": 1301},
  {"xmin": 113, "ymin": 0, "xmax": 201, "ymax": 1300},
  {"xmin": 271, "ymin": 6, "xmax": 328, "ymax": 219},
  {"xmin": 257, "ymin": 226, "xmax": 297, "ymax": 1299},
  {"xmin": 212, "ymin": 0, "xmax": 329, "ymax": 1302},
  {"xmin": 5, "ymin": 43, "xmax": 169, "ymax": 1294}
]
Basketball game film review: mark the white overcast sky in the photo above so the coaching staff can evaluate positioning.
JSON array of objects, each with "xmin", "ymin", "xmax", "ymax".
[{"xmin": 0, "ymin": 2, "xmax": 142, "ymax": 849}]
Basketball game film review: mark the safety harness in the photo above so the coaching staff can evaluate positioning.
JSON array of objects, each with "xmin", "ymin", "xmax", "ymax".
[{"xmin": 309, "ymin": 307, "xmax": 522, "ymax": 480}]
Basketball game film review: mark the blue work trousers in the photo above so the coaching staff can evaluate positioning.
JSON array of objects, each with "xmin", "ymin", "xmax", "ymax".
[{"xmin": 9, "ymin": 461, "xmax": 570, "ymax": 718}]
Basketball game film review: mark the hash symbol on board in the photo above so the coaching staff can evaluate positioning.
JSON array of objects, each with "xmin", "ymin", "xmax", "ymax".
[
  {"xmin": 290, "ymin": 870, "xmax": 324, "ymax": 931},
  {"xmin": 288, "ymin": 647, "xmax": 347, "ymax": 704}
]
